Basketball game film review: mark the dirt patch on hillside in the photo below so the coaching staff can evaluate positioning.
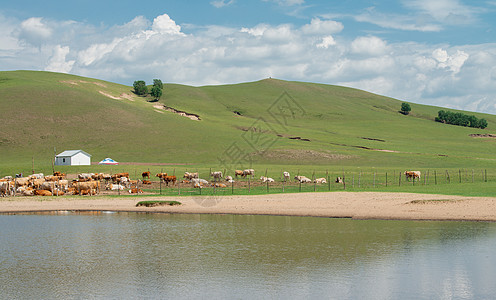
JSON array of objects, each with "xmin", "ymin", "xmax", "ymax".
[
  {"xmin": 98, "ymin": 91, "xmax": 121, "ymax": 99},
  {"xmin": 257, "ymin": 149, "xmax": 351, "ymax": 161},
  {"xmin": 60, "ymin": 80, "xmax": 107, "ymax": 88},
  {"xmin": 153, "ymin": 104, "xmax": 200, "ymax": 121}
]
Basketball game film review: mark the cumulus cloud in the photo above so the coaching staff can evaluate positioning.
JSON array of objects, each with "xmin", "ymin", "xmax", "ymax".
[
  {"xmin": 151, "ymin": 14, "xmax": 183, "ymax": 35},
  {"xmin": 16, "ymin": 17, "xmax": 52, "ymax": 47},
  {"xmin": 433, "ymin": 48, "xmax": 469, "ymax": 74},
  {"xmin": 45, "ymin": 45, "xmax": 75, "ymax": 73},
  {"xmin": 316, "ymin": 36, "xmax": 336, "ymax": 48},
  {"xmin": 351, "ymin": 36, "xmax": 388, "ymax": 56},
  {"xmin": 301, "ymin": 18, "xmax": 343, "ymax": 35}
]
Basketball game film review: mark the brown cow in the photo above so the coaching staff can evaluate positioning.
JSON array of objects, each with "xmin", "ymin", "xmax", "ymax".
[
  {"xmin": 128, "ymin": 188, "xmax": 144, "ymax": 194},
  {"xmin": 234, "ymin": 170, "xmax": 244, "ymax": 178},
  {"xmin": 34, "ymin": 190, "xmax": 52, "ymax": 196},
  {"xmin": 142, "ymin": 171, "xmax": 151, "ymax": 179},
  {"xmin": 156, "ymin": 173, "xmax": 168, "ymax": 181},
  {"xmin": 163, "ymin": 175, "xmax": 177, "ymax": 186},
  {"xmin": 142, "ymin": 180, "xmax": 152, "ymax": 185}
]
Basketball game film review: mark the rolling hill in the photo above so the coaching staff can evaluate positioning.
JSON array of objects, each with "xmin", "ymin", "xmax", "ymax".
[{"xmin": 1, "ymin": 70, "xmax": 495, "ymax": 172}]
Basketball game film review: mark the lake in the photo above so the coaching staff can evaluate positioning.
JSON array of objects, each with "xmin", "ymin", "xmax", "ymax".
[{"xmin": 1, "ymin": 212, "xmax": 495, "ymax": 299}]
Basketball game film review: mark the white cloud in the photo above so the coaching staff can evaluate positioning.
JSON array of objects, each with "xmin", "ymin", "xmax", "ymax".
[
  {"xmin": 45, "ymin": 45, "xmax": 75, "ymax": 73},
  {"xmin": 354, "ymin": 9, "xmax": 442, "ymax": 32},
  {"xmin": 211, "ymin": 0, "xmax": 235, "ymax": 8},
  {"xmin": 316, "ymin": 36, "xmax": 336, "ymax": 48},
  {"xmin": 403, "ymin": 0, "xmax": 478, "ymax": 24},
  {"xmin": 432, "ymin": 48, "xmax": 469, "ymax": 73},
  {"xmin": 151, "ymin": 14, "xmax": 183, "ymax": 35},
  {"xmin": 301, "ymin": 18, "xmax": 343, "ymax": 35},
  {"xmin": 263, "ymin": 0, "xmax": 305, "ymax": 6},
  {"xmin": 16, "ymin": 17, "xmax": 52, "ymax": 47},
  {"xmin": 351, "ymin": 36, "xmax": 388, "ymax": 56}
]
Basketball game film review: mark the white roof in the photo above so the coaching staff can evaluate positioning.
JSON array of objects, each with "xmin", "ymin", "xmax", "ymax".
[{"xmin": 56, "ymin": 150, "xmax": 91, "ymax": 157}]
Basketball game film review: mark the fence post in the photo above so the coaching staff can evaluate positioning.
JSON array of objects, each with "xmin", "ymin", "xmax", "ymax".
[
  {"xmin": 386, "ymin": 172, "xmax": 388, "ymax": 187},
  {"xmin": 472, "ymin": 169, "xmax": 474, "ymax": 183},
  {"xmin": 434, "ymin": 170, "xmax": 437, "ymax": 185},
  {"xmin": 359, "ymin": 171, "xmax": 361, "ymax": 188},
  {"xmin": 399, "ymin": 172, "xmax": 401, "ymax": 186},
  {"xmin": 248, "ymin": 177, "xmax": 251, "ymax": 193},
  {"xmin": 459, "ymin": 169, "xmax": 462, "ymax": 183},
  {"xmin": 299, "ymin": 181, "xmax": 301, "ymax": 192},
  {"xmin": 328, "ymin": 174, "xmax": 331, "ymax": 191},
  {"xmin": 485, "ymin": 169, "xmax": 487, "ymax": 182}
]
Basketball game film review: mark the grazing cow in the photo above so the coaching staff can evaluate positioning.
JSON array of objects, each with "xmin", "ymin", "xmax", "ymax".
[
  {"xmin": 234, "ymin": 170, "xmax": 244, "ymax": 178},
  {"xmin": 34, "ymin": 190, "xmax": 52, "ymax": 196},
  {"xmin": 57, "ymin": 180, "xmax": 69, "ymax": 192},
  {"xmin": 183, "ymin": 172, "xmax": 198, "ymax": 179},
  {"xmin": 242, "ymin": 169, "xmax": 255, "ymax": 178},
  {"xmin": 295, "ymin": 175, "xmax": 311, "ymax": 183},
  {"xmin": 156, "ymin": 173, "xmax": 168, "ymax": 181},
  {"xmin": 210, "ymin": 171, "xmax": 223, "ymax": 179},
  {"xmin": 314, "ymin": 178, "xmax": 327, "ymax": 184},
  {"xmin": 163, "ymin": 176, "xmax": 177, "ymax": 186},
  {"xmin": 74, "ymin": 180, "xmax": 100, "ymax": 195},
  {"xmin": 142, "ymin": 171, "xmax": 151, "ymax": 179},
  {"xmin": 260, "ymin": 176, "xmax": 275, "ymax": 183},
  {"xmin": 30, "ymin": 178, "xmax": 46, "ymax": 189},
  {"xmin": 283, "ymin": 172, "xmax": 290, "ymax": 182},
  {"xmin": 335, "ymin": 177, "xmax": 343, "ymax": 183},
  {"xmin": 14, "ymin": 177, "xmax": 30, "ymax": 187},
  {"xmin": 404, "ymin": 171, "xmax": 421, "ymax": 181},
  {"xmin": 78, "ymin": 173, "xmax": 94, "ymax": 181},
  {"xmin": 40, "ymin": 182, "xmax": 57, "ymax": 192},
  {"xmin": 0, "ymin": 181, "xmax": 14, "ymax": 197},
  {"xmin": 128, "ymin": 188, "xmax": 144, "ymax": 194}
]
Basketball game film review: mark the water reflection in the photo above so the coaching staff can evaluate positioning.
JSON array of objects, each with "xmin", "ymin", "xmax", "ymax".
[{"xmin": 1, "ymin": 213, "xmax": 495, "ymax": 299}]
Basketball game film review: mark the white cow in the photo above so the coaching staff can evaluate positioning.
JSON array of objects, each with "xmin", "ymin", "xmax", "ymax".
[
  {"xmin": 260, "ymin": 176, "xmax": 275, "ymax": 183},
  {"xmin": 314, "ymin": 177, "xmax": 327, "ymax": 184}
]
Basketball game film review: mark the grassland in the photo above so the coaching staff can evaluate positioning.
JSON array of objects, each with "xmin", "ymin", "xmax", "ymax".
[{"xmin": 1, "ymin": 70, "xmax": 496, "ymax": 192}]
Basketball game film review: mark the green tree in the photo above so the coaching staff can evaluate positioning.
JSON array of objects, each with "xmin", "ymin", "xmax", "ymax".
[
  {"xmin": 400, "ymin": 102, "xmax": 411, "ymax": 115},
  {"xmin": 151, "ymin": 85, "xmax": 163, "ymax": 100},
  {"xmin": 133, "ymin": 80, "xmax": 148, "ymax": 96},
  {"xmin": 153, "ymin": 79, "xmax": 163, "ymax": 89}
]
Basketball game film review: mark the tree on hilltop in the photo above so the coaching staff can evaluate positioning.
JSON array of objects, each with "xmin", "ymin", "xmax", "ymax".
[
  {"xmin": 151, "ymin": 85, "xmax": 163, "ymax": 100},
  {"xmin": 400, "ymin": 103, "xmax": 411, "ymax": 115},
  {"xmin": 133, "ymin": 80, "xmax": 148, "ymax": 96},
  {"xmin": 153, "ymin": 79, "xmax": 163, "ymax": 89}
]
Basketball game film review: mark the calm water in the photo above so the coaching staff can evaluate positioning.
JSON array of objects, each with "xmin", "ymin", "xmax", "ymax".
[{"xmin": 1, "ymin": 212, "xmax": 496, "ymax": 299}]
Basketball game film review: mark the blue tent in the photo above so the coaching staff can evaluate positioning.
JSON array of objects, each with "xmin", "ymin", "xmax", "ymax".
[{"xmin": 98, "ymin": 158, "xmax": 119, "ymax": 165}]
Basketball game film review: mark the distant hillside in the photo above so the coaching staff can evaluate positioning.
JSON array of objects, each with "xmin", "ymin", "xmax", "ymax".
[{"xmin": 1, "ymin": 70, "xmax": 495, "ymax": 169}]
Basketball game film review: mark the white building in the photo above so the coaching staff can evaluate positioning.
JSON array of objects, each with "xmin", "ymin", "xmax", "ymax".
[{"xmin": 55, "ymin": 150, "xmax": 91, "ymax": 166}]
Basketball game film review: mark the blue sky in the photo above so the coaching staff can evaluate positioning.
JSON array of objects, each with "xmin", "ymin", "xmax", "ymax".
[{"xmin": 1, "ymin": 0, "xmax": 496, "ymax": 114}]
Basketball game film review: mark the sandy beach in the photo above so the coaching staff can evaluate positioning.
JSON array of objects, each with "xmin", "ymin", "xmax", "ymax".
[{"xmin": 1, "ymin": 192, "xmax": 496, "ymax": 221}]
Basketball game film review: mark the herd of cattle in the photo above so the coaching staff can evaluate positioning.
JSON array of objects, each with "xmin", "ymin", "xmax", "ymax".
[{"xmin": 0, "ymin": 169, "xmax": 422, "ymax": 197}]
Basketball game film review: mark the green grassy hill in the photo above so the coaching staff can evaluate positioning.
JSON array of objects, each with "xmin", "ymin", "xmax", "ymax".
[{"xmin": 1, "ymin": 70, "xmax": 495, "ymax": 173}]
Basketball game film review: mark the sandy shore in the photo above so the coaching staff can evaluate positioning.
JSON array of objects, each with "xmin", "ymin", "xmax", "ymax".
[{"xmin": 1, "ymin": 192, "xmax": 496, "ymax": 221}]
